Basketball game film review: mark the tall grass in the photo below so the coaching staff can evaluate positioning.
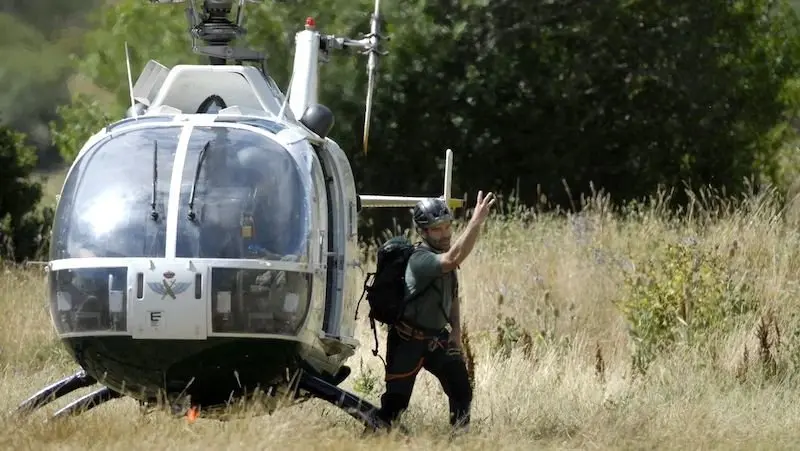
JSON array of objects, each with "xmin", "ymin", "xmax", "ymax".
[{"xmin": 3, "ymin": 186, "xmax": 800, "ymax": 449}]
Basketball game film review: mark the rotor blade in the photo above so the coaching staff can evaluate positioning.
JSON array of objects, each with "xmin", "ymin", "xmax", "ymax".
[
  {"xmin": 363, "ymin": 0, "xmax": 381, "ymax": 154},
  {"xmin": 363, "ymin": 70, "xmax": 374, "ymax": 154}
]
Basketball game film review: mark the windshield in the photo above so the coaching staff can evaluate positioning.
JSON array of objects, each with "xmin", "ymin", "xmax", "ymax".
[
  {"xmin": 50, "ymin": 126, "xmax": 181, "ymax": 260},
  {"xmin": 175, "ymin": 126, "xmax": 312, "ymax": 261}
]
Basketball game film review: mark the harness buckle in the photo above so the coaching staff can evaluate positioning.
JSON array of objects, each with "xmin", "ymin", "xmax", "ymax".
[{"xmin": 428, "ymin": 339, "xmax": 444, "ymax": 352}]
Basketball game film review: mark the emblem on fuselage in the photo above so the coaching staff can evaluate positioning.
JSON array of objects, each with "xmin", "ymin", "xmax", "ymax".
[{"xmin": 147, "ymin": 271, "xmax": 191, "ymax": 300}]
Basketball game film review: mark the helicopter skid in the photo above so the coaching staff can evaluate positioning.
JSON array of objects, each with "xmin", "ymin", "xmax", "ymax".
[
  {"xmin": 15, "ymin": 367, "xmax": 384, "ymax": 429},
  {"xmin": 51, "ymin": 387, "xmax": 124, "ymax": 420},
  {"xmin": 295, "ymin": 369, "xmax": 385, "ymax": 430},
  {"xmin": 15, "ymin": 370, "xmax": 98, "ymax": 417},
  {"xmin": 14, "ymin": 335, "xmax": 383, "ymax": 429}
]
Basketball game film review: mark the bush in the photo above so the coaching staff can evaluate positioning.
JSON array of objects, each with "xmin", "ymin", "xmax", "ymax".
[
  {"xmin": 0, "ymin": 126, "xmax": 52, "ymax": 262},
  {"xmin": 615, "ymin": 239, "xmax": 758, "ymax": 374}
]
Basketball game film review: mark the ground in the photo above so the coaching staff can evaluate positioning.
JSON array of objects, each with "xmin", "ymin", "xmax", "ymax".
[{"xmin": 3, "ymin": 188, "xmax": 800, "ymax": 449}]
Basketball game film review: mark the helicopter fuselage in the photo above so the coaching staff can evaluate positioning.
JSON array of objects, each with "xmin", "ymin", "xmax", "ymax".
[
  {"xmin": 46, "ymin": 111, "xmax": 361, "ymax": 411},
  {"xmin": 18, "ymin": 2, "xmax": 465, "ymax": 426}
]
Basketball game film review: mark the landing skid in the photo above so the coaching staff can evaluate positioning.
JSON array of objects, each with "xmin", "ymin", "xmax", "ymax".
[
  {"xmin": 52, "ymin": 387, "xmax": 123, "ymax": 419},
  {"xmin": 295, "ymin": 369, "xmax": 386, "ymax": 431},
  {"xmin": 15, "ymin": 370, "xmax": 98, "ymax": 417},
  {"xmin": 14, "ymin": 369, "xmax": 387, "ymax": 430}
]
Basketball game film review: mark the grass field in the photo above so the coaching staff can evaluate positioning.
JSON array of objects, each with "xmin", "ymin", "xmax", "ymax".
[{"xmin": 4, "ymin": 187, "xmax": 800, "ymax": 449}]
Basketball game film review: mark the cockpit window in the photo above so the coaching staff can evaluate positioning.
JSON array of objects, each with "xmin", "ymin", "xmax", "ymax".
[
  {"xmin": 50, "ymin": 126, "xmax": 181, "ymax": 260},
  {"xmin": 175, "ymin": 126, "xmax": 312, "ymax": 261}
]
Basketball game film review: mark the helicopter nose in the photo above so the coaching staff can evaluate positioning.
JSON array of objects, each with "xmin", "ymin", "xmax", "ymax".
[
  {"xmin": 129, "ymin": 263, "xmax": 205, "ymax": 340},
  {"xmin": 48, "ymin": 258, "xmax": 312, "ymax": 342}
]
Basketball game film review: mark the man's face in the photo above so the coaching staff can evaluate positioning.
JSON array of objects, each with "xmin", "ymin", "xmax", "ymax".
[{"xmin": 422, "ymin": 220, "xmax": 453, "ymax": 251}]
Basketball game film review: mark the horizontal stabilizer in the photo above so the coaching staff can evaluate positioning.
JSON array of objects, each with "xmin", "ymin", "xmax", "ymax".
[
  {"xmin": 359, "ymin": 195, "xmax": 463, "ymax": 210},
  {"xmin": 359, "ymin": 148, "xmax": 464, "ymax": 210}
]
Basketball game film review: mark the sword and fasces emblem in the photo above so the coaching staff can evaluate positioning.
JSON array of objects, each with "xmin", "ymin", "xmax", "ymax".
[{"xmin": 147, "ymin": 271, "xmax": 191, "ymax": 300}]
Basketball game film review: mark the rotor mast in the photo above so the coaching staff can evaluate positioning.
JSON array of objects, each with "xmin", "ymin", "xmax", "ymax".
[
  {"xmin": 150, "ymin": 0, "xmax": 387, "ymax": 152},
  {"xmin": 150, "ymin": 0, "xmax": 265, "ymax": 65}
]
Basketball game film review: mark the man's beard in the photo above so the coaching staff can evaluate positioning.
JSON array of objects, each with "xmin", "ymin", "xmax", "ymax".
[{"xmin": 426, "ymin": 235, "xmax": 451, "ymax": 251}]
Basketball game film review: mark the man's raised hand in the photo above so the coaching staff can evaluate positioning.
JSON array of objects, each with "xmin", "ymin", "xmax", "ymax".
[{"xmin": 471, "ymin": 190, "xmax": 496, "ymax": 224}]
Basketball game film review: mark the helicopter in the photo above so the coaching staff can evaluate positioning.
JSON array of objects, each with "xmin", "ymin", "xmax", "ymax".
[{"xmin": 13, "ymin": 0, "xmax": 466, "ymax": 430}]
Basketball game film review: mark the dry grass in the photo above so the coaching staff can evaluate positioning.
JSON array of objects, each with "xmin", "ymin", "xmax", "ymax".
[{"xmin": 4, "ymin": 187, "xmax": 800, "ymax": 449}]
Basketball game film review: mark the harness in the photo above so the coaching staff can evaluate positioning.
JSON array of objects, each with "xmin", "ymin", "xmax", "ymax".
[
  {"xmin": 393, "ymin": 321, "xmax": 444, "ymax": 340},
  {"xmin": 393, "ymin": 321, "xmax": 450, "ymax": 352}
]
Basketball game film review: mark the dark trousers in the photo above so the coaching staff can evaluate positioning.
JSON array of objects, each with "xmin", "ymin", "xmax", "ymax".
[{"xmin": 375, "ymin": 322, "xmax": 472, "ymax": 428}]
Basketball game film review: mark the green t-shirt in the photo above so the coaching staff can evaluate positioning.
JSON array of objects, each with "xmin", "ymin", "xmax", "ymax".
[{"xmin": 400, "ymin": 242, "xmax": 458, "ymax": 331}]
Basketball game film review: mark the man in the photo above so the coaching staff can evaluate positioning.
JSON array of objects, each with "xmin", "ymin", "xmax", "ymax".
[{"xmin": 374, "ymin": 190, "xmax": 496, "ymax": 434}]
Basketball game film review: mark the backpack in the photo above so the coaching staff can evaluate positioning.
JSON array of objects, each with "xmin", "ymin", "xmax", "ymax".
[{"xmin": 354, "ymin": 236, "xmax": 434, "ymax": 361}]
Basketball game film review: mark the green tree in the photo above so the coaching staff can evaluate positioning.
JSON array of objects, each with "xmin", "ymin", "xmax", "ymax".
[
  {"xmin": 0, "ymin": 0, "xmax": 106, "ymax": 167},
  {"xmin": 329, "ymin": 0, "xmax": 800, "ymax": 215},
  {"xmin": 0, "ymin": 127, "xmax": 52, "ymax": 262},
  {"xmin": 448, "ymin": 0, "xmax": 800, "ymax": 208},
  {"xmin": 47, "ymin": 0, "xmax": 800, "ymax": 240},
  {"xmin": 0, "ymin": 13, "xmax": 75, "ymax": 164},
  {"xmin": 0, "ymin": 0, "xmax": 104, "ymax": 38},
  {"xmin": 47, "ymin": 0, "xmax": 205, "ymax": 163},
  {"xmin": 46, "ymin": 0, "xmax": 396, "ymax": 164}
]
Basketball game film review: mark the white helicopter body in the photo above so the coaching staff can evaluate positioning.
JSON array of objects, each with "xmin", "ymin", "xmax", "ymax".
[{"xmin": 16, "ymin": 0, "xmax": 463, "ymax": 427}]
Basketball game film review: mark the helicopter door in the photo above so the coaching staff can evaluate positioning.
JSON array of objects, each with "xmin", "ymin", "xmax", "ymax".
[{"xmin": 129, "ymin": 260, "xmax": 206, "ymax": 340}]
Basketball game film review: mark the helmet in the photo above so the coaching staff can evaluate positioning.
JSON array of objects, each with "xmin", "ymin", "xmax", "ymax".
[{"xmin": 413, "ymin": 198, "xmax": 452, "ymax": 229}]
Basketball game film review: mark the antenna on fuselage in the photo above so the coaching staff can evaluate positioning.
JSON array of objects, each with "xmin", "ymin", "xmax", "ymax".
[{"xmin": 125, "ymin": 41, "xmax": 137, "ymax": 119}]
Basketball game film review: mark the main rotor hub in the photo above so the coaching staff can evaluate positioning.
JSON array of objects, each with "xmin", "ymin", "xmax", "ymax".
[
  {"xmin": 196, "ymin": 16, "xmax": 240, "ymax": 46},
  {"xmin": 152, "ymin": 0, "xmax": 265, "ymax": 65},
  {"xmin": 203, "ymin": 0, "xmax": 234, "ymax": 15},
  {"xmin": 196, "ymin": 0, "xmax": 241, "ymax": 47}
]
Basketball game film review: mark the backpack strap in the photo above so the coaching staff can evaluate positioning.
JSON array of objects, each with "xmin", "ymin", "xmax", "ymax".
[
  {"xmin": 353, "ymin": 272, "xmax": 374, "ymax": 321},
  {"xmin": 392, "ymin": 244, "xmax": 434, "ymax": 318},
  {"xmin": 435, "ymin": 269, "xmax": 457, "ymax": 327},
  {"xmin": 368, "ymin": 316, "xmax": 387, "ymax": 367}
]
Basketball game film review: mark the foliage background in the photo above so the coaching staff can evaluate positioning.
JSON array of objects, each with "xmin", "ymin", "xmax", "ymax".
[{"xmin": 3, "ymin": 0, "xmax": 800, "ymax": 261}]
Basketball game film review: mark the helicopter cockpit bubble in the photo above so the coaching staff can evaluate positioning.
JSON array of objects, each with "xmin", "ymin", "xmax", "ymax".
[
  {"xmin": 48, "ymin": 120, "xmax": 317, "ymax": 337},
  {"xmin": 174, "ymin": 125, "xmax": 312, "ymax": 262}
]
